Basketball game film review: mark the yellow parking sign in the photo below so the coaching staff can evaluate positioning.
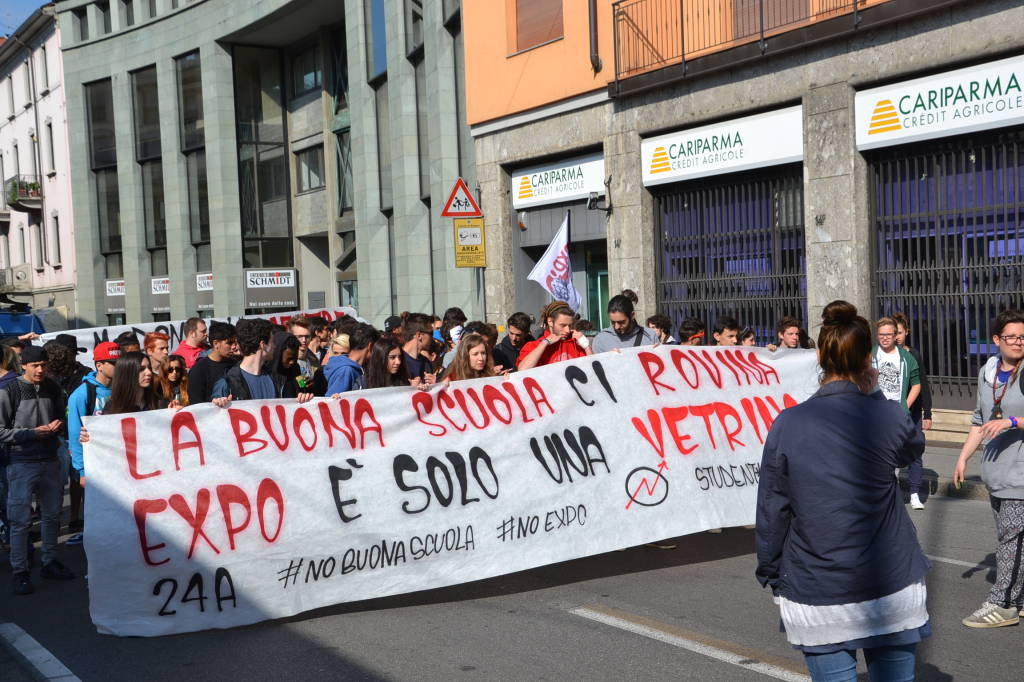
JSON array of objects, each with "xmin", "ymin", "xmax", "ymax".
[{"xmin": 454, "ymin": 218, "xmax": 486, "ymax": 268}]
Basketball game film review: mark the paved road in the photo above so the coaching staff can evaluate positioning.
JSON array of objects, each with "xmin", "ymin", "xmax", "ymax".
[{"xmin": 0, "ymin": 496, "xmax": 1016, "ymax": 681}]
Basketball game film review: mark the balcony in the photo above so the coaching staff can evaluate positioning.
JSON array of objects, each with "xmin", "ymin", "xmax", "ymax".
[
  {"xmin": 4, "ymin": 175, "xmax": 43, "ymax": 212},
  {"xmin": 611, "ymin": 0, "xmax": 961, "ymax": 96}
]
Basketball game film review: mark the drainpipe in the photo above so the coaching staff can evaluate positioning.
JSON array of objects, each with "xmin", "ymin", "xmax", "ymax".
[{"xmin": 589, "ymin": 0, "xmax": 603, "ymax": 73}]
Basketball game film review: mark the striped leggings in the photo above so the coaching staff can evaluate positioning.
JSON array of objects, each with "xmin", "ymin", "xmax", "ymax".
[{"xmin": 989, "ymin": 497, "xmax": 1024, "ymax": 610}]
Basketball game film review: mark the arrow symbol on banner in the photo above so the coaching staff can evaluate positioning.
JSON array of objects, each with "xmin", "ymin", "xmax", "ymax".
[{"xmin": 624, "ymin": 460, "xmax": 670, "ymax": 510}]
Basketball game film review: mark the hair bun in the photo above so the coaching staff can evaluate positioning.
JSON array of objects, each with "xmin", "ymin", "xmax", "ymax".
[
  {"xmin": 821, "ymin": 300, "xmax": 858, "ymax": 325},
  {"xmin": 621, "ymin": 289, "xmax": 638, "ymax": 304}
]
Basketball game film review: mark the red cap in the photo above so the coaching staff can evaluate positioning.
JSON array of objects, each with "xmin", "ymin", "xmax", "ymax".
[{"xmin": 94, "ymin": 342, "xmax": 121, "ymax": 362}]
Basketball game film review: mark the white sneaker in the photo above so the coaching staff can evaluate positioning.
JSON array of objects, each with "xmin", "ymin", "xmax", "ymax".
[{"xmin": 910, "ymin": 493, "xmax": 924, "ymax": 510}]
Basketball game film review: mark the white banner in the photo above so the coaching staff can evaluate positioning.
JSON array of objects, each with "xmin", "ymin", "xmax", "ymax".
[
  {"xmin": 39, "ymin": 307, "xmax": 360, "ymax": 366},
  {"xmin": 527, "ymin": 214, "xmax": 583, "ymax": 312},
  {"xmin": 856, "ymin": 53, "xmax": 1024, "ymax": 150},
  {"xmin": 82, "ymin": 346, "xmax": 819, "ymax": 637},
  {"xmin": 641, "ymin": 107, "xmax": 803, "ymax": 187}
]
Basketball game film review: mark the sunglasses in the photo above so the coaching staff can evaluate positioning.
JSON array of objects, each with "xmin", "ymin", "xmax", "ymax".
[{"xmin": 166, "ymin": 367, "xmax": 184, "ymax": 374}]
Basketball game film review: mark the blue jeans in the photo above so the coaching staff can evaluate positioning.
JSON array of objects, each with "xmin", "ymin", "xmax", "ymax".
[
  {"xmin": 6, "ymin": 460, "xmax": 63, "ymax": 573},
  {"xmin": 0, "ymin": 462, "xmax": 8, "ymax": 529},
  {"xmin": 804, "ymin": 644, "xmax": 917, "ymax": 682}
]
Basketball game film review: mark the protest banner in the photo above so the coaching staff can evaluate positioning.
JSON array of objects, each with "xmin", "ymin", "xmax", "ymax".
[
  {"xmin": 82, "ymin": 346, "xmax": 819, "ymax": 637},
  {"xmin": 39, "ymin": 307, "xmax": 360, "ymax": 365}
]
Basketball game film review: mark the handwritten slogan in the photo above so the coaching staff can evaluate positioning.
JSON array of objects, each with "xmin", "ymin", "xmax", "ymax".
[{"xmin": 83, "ymin": 346, "xmax": 819, "ymax": 636}]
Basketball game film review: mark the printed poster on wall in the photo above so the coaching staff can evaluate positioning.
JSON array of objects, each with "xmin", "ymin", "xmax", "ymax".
[
  {"xmin": 82, "ymin": 346, "xmax": 819, "ymax": 637},
  {"xmin": 641, "ymin": 107, "xmax": 804, "ymax": 187}
]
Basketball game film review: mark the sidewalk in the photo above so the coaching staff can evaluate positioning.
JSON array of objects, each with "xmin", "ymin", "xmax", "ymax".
[{"xmin": 910, "ymin": 442, "xmax": 987, "ymax": 502}]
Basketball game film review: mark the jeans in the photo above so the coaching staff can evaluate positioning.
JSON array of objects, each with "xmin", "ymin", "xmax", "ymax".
[
  {"xmin": 804, "ymin": 644, "xmax": 917, "ymax": 682},
  {"xmin": 907, "ymin": 452, "xmax": 924, "ymax": 495},
  {"xmin": 6, "ymin": 459, "xmax": 63, "ymax": 573}
]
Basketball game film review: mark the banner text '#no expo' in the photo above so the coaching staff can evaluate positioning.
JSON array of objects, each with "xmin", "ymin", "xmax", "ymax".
[{"xmin": 83, "ymin": 346, "xmax": 819, "ymax": 636}]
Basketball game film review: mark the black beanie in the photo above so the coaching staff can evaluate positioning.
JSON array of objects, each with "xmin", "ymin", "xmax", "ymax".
[{"xmin": 20, "ymin": 345, "xmax": 48, "ymax": 364}]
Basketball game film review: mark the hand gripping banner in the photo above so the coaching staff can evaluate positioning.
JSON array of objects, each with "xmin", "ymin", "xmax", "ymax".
[{"xmin": 83, "ymin": 346, "xmax": 819, "ymax": 636}]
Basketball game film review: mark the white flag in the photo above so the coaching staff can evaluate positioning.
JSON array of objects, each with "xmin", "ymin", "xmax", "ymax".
[{"xmin": 527, "ymin": 213, "xmax": 583, "ymax": 311}]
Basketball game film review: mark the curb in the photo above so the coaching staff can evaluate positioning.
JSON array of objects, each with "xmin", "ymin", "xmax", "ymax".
[{"xmin": 0, "ymin": 623, "xmax": 80, "ymax": 682}]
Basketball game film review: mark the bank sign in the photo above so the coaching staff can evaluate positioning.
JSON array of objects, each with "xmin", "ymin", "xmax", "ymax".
[
  {"xmin": 511, "ymin": 153, "xmax": 605, "ymax": 209},
  {"xmin": 856, "ymin": 54, "xmax": 1024, "ymax": 150},
  {"xmin": 641, "ymin": 107, "xmax": 803, "ymax": 187}
]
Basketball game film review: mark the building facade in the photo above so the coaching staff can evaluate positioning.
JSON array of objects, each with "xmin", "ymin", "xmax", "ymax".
[
  {"xmin": 0, "ymin": 4, "xmax": 78, "ymax": 328},
  {"xmin": 466, "ymin": 0, "xmax": 1024, "ymax": 409},
  {"xmin": 56, "ymin": 0, "xmax": 477, "ymax": 327}
]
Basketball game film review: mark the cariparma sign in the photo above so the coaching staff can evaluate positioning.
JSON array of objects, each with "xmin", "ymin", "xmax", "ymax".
[
  {"xmin": 856, "ymin": 54, "xmax": 1024, "ymax": 150},
  {"xmin": 511, "ymin": 153, "xmax": 605, "ymax": 210},
  {"xmin": 641, "ymin": 107, "xmax": 803, "ymax": 187}
]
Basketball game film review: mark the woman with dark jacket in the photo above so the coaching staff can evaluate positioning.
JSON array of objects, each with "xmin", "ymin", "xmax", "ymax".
[{"xmin": 756, "ymin": 300, "xmax": 929, "ymax": 681}]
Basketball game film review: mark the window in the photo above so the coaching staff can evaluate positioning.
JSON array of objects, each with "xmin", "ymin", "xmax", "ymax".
[
  {"xmin": 515, "ymin": 0, "xmax": 563, "ymax": 52},
  {"xmin": 39, "ymin": 46, "xmax": 49, "ymax": 90},
  {"xmin": 335, "ymin": 130, "xmax": 353, "ymax": 213},
  {"xmin": 45, "ymin": 122, "xmax": 55, "ymax": 172},
  {"xmin": 365, "ymin": 0, "xmax": 388, "ymax": 81},
  {"xmin": 406, "ymin": 0, "xmax": 424, "ymax": 55},
  {"xmin": 86, "ymin": 79, "xmax": 116, "ymax": 168},
  {"xmin": 295, "ymin": 146, "xmax": 324, "ymax": 192},
  {"xmin": 414, "ymin": 59, "xmax": 429, "ymax": 199},
  {"xmin": 374, "ymin": 81, "xmax": 392, "ymax": 210},
  {"xmin": 6, "ymin": 76, "xmax": 14, "ymax": 114},
  {"xmin": 0, "ymin": 232, "xmax": 9, "ymax": 269},
  {"xmin": 132, "ymin": 67, "xmax": 161, "ymax": 160},
  {"xmin": 73, "ymin": 8, "xmax": 89, "ymax": 41},
  {"xmin": 177, "ymin": 51, "xmax": 210, "ymax": 267},
  {"xmin": 97, "ymin": 2, "xmax": 112, "ymax": 34},
  {"xmin": 121, "ymin": 0, "xmax": 135, "ymax": 27},
  {"xmin": 18, "ymin": 225, "xmax": 26, "ymax": 265},
  {"xmin": 133, "ymin": 66, "xmax": 165, "ymax": 276},
  {"xmin": 86, "ymin": 80, "xmax": 121, "ymax": 273},
  {"xmin": 330, "ymin": 29, "xmax": 348, "ymax": 114},
  {"xmin": 31, "ymin": 223, "xmax": 44, "ymax": 269},
  {"xmin": 443, "ymin": 0, "xmax": 461, "ymax": 24},
  {"xmin": 23, "ymin": 61, "xmax": 31, "ymax": 102},
  {"xmin": 48, "ymin": 215, "xmax": 61, "ymax": 266},
  {"xmin": 177, "ymin": 52, "xmax": 205, "ymax": 150},
  {"xmin": 148, "ymin": 0, "xmax": 158, "ymax": 19},
  {"xmin": 291, "ymin": 46, "xmax": 322, "ymax": 96},
  {"xmin": 12, "ymin": 143, "xmax": 19, "ymax": 176},
  {"xmin": 234, "ymin": 46, "xmax": 293, "ymax": 268},
  {"xmin": 186, "ymin": 149, "xmax": 210, "ymax": 245}
]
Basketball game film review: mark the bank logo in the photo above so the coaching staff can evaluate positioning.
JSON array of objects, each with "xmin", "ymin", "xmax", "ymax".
[
  {"xmin": 517, "ymin": 176, "xmax": 533, "ymax": 200},
  {"xmin": 868, "ymin": 99, "xmax": 903, "ymax": 135},
  {"xmin": 649, "ymin": 146, "xmax": 671, "ymax": 174}
]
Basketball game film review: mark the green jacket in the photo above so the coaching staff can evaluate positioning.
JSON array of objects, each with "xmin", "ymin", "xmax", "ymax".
[{"xmin": 871, "ymin": 345, "xmax": 920, "ymax": 412}]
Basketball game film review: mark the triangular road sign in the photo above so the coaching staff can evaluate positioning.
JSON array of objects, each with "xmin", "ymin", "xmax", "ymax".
[{"xmin": 441, "ymin": 177, "xmax": 483, "ymax": 217}]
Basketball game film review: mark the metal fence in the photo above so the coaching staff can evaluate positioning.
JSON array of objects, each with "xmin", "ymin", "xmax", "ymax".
[
  {"xmin": 613, "ymin": 0, "xmax": 868, "ymax": 81},
  {"xmin": 655, "ymin": 165, "xmax": 807, "ymax": 345},
  {"xmin": 872, "ymin": 130, "xmax": 1024, "ymax": 410}
]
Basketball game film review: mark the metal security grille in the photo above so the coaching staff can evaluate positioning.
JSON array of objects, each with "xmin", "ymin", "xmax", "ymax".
[
  {"xmin": 655, "ymin": 165, "xmax": 807, "ymax": 344},
  {"xmin": 872, "ymin": 130, "xmax": 1024, "ymax": 410}
]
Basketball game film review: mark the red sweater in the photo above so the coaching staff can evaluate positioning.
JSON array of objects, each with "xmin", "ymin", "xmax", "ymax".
[{"xmin": 173, "ymin": 342, "xmax": 205, "ymax": 369}]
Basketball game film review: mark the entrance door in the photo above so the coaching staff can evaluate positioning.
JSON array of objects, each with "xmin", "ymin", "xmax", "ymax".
[{"xmin": 871, "ymin": 129, "xmax": 1024, "ymax": 409}]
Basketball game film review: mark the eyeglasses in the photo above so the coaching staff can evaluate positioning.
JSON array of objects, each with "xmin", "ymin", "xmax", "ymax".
[
  {"xmin": 1000, "ymin": 335, "xmax": 1024, "ymax": 344},
  {"xmin": 166, "ymin": 367, "xmax": 183, "ymax": 374}
]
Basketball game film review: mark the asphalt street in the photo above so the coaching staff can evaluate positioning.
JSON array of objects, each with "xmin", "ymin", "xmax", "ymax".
[{"xmin": 0, "ymin": 495, "xmax": 1017, "ymax": 681}]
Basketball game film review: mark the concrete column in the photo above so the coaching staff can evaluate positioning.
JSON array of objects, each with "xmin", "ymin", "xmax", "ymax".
[
  {"xmin": 478, "ymin": 149, "xmax": 513, "ymax": 327},
  {"xmin": 202, "ymin": 42, "xmax": 245, "ymax": 315},
  {"xmin": 606, "ymin": 129, "xmax": 657, "ymax": 322},
  {"xmin": 803, "ymin": 82, "xmax": 872, "ymax": 332},
  {"xmin": 156, "ymin": 58, "xmax": 193, "ymax": 318}
]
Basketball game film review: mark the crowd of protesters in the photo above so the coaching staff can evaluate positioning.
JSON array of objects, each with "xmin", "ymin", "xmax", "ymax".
[{"xmin": 0, "ymin": 297, "xmax": 1021, "ymax": 671}]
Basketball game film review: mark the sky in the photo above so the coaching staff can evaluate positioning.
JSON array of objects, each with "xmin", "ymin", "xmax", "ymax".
[{"xmin": 1, "ymin": 0, "xmax": 48, "ymax": 37}]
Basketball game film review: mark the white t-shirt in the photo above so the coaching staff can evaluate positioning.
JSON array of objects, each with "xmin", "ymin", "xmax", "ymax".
[{"xmin": 875, "ymin": 347, "xmax": 902, "ymax": 403}]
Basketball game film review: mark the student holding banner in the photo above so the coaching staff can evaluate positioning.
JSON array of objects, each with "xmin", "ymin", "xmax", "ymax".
[
  {"xmin": 756, "ymin": 300, "xmax": 929, "ymax": 681},
  {"xmin": 517, "ymin": 301, "xmax": 592, "ymax": 370},
  {"xmin": 444, "ymin": 333, "xmax": 497, "ymax": 382}
]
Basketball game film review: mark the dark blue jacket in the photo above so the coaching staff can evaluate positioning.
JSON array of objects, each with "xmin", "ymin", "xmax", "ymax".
[{"xmin": 755, "ymin": 380, "xmax": 929, "ymax": 605}]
